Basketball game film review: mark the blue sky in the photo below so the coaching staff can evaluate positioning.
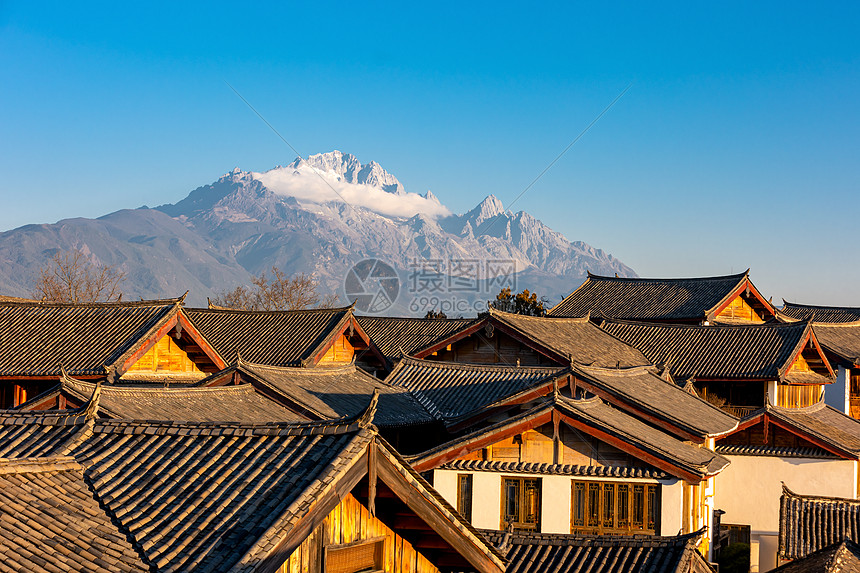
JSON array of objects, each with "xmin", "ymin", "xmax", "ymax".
[{"xmin": 1, "ymin": 2, "xmax": 858, "ymax": 304}]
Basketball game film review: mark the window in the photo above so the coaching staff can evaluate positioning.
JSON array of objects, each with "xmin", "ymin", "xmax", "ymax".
[
  {"xmin": 502, "ymin": 477, "xmax": 541, "ymax": 531},
  {"xmin": 325, "ymin": 538, "xmax": 384, "ymax": 573},
  {"xmin": 571, "ymin": 480, "xmax": 660, "ymax": 535},
  {"xmin": 457, "ymin": 474, "xmax": 473, "ymax": 521}
]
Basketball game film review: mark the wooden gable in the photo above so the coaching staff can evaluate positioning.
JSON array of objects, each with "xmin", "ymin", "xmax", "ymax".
[
  {"xmin": 126, "ymin": 335, "xmax": 204, "ymax": 375},
  {"xmin": 789, "ymin": 333, "xmax": 833, "ymax": 378},
  {"xmin": 710, "ymin": 278, "xmax": 776, "ymax": 324},
  {"xmin": 280, "ymin": 492, "xmax": 440, "ymax": 573},
  {"xmin": 317, "ymin": 333, "xmax": 357, "ymax": 365},
  {"xmin": 455, "ymin": 423, "xmax": 654, "ymax": 471},
  {"xmin": 426, "ymin": 328, "xmax": 561, "ymax": 366},
  {"xmin": 716, "ymin": 293, "xmax": 765, "ymax": 323}
]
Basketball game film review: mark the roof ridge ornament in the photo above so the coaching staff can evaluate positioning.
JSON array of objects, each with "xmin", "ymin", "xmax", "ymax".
[
  {"xmin": 356, "ymin": 389, "xmax": 380, "ymax": 428},
  {"xmin": 81, "ymin": 381, "xmax": 102, "ymax": 421}
]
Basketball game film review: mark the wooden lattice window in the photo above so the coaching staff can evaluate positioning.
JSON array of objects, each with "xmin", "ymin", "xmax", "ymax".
[
  {"xmin": 457, "ymin": 474, "xmax": 473, "ymax": 521},
  {"xmin": 571, "ymin": 480, "xmax": 660, "ymax": 535},
  {"xmin": 502, "ymin": 477, "xmax": 541, "ymax": 531},
  {"xmin": 325, "ymin": 537, "xmax": 384, "ymax": 573}
]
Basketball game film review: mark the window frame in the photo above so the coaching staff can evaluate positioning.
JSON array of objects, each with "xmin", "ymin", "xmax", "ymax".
[
  {"xmin": 571, "ymin": 479, "xmax": 660, "ymax": 535},
  {"xmin": 456, "ymin": 473, "xmax": 473, "ymax": 522},
  {"xmin": 501, "ymin": 476, "xmax": 541, "ymax": 532}
]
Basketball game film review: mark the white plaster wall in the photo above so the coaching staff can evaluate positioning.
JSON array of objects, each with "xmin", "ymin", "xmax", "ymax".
[
  {"xmin": 757, "ymin": 534, "xmax": 779, "ymax": 572},
  {"xmin": 661, "ymin": 478, "xmax": 683, "ymax": 536},
  {"xmin": 433, "ymin": 470, "xmax": 457, "ymax": 508},
  {"xmin": 471, "ymin": 472, "xmax": 502, "ymax": 530},
  {"xmin": 714, "ymin": 455, "xmax": 856, "ymax": 534},
  {"xmin": 432, "ymin": 470, "xmax": 501, "ymax": 530},
  {"xmin": 824, "ymin": 366, "xmax": 850, "ymax": 414},
  {"xmin": 540, "ymin": 475, "xmax": 572, "ymax": 534},
  {"xmin": 434, "ymin": 469, "xmax": 674, "ymax": 535}
]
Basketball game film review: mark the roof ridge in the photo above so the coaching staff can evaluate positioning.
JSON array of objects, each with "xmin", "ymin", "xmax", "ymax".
[
  {"xmin": 781, "ymin": 482, "xmax": 860, "ymax": 505},
  {"xmin": 585, "ymin": 270, "xmax": 749, "ymax": 282},
  {"xmin": 65, "ymin": 376, "xmax": 258, "ymax": 395},
  {"xmin": 0, "ymin": 296, "xmax": 185, "ymax": 308},
  {"xmin": 603, "ymin": 317, "xmax": 809, "ymax": 330},
  {"xmin": 489, "ymin": 307, "xmax": 589, "ymax": 323},
  {"xmin": 398, "ymin": 354, "xmax": 564, "ymax": 372},
  {"xmin": 242, "ymin": 360, "xmax": 358, "ymax": 375},
  {"xmin": 357, "ymin": 315, "xmax": 477, "ymax": 323},
  {"xmin": 0, "ymin": 456, "xmax": 81, "ymax": 475},
  {"xmin": 186, "ymin": 305, "xmax": 353, "ymax": 315},
  {"xmin": 784, "ymin": 300, "xmax": 860, "ymax": 312}
]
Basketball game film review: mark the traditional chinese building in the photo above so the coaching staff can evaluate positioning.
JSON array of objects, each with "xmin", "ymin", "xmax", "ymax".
[
  {"xmin": 0, "ymin": 392, "xmax": 506, "ymax": 573},
  {"xmin": 185, "ymin": 304, "xmax": 387, "ymax": 372},
  {"xmin": 600, "ymin": 319, "xmax": 835, "ymax": 417},
  {"xmin": 781, "ymin": 302, "xmax": 860, "ymax": 419},
  {"xmin": 549, "ymin": 270, "xmax": 776, "ymax": 324},
  {"xmin": 713, "ymin": 403, "xmax": 860, "ymax": 571},
  {"xmin": 0, "ymin": 295, "xmax": 224, "ymax": 407}
]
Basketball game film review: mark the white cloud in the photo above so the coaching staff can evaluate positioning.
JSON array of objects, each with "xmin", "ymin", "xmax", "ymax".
[{"xmin": 252, "ymin": 165, "xmax": 451, "ymax": 219}]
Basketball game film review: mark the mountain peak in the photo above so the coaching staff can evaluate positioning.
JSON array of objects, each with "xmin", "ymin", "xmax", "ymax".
[
  {"xmin": 288, "ymin": 151, "xmax": 405, "ymax": 195},
  {"xmin": 462, "ymin": 194, "xmax": 506, "ymax": 228}
]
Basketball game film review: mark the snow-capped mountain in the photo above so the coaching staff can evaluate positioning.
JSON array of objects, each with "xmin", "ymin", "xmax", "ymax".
[{"xmin": 0, "ymin": 151, "xmax": 635, "ymax": 313}]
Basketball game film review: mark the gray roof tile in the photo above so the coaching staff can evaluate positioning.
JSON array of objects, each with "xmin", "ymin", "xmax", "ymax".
[{"xmin": 549, "ymin": 271, "xmax": 754, "ymax": 321}]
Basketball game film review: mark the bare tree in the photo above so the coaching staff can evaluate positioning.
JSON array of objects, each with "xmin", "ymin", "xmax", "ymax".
[
  {"xmin": 32, "ymin": 249, "xmax": 126, "ymax": 303},
  {"xmin": 212, "ymin": 267, "xmax": 340, "ymax": 311}
]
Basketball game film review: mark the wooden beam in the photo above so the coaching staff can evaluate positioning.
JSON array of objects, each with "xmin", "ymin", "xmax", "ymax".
[
  {"xmin": 411, "ymin": 410, "xmax": 553, "ymax": 471},
  {"xmin": 253, "ymin": 448, "xmax": 369, "ymax": 573},
  {"xmin": 376, "ymin": 444, "xmax": 503, "ymax": 573}
]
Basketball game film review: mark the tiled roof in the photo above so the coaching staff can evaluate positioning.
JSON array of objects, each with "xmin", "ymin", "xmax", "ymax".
[
  {"xmin": 600, "ymin": 319, "xmax": 830, "ymax": 381},
  {"xmin": 573, "ymin": 364, "xmax": 738, "ymax": 439},
  {"xmin": 775, "ymin": 540, "xmax": 860, "ymax": 573},
  {"xmin": 0, "ymin": 456, "xmax": 147, "ymax": 573},
  {"xmin": 746, "ymin": 402, "xmax": 860, "ymax": 458},
  {"xmin": 0, "ymin": 297, "xmax": 183, "ymax": 377},
  {"xmin": 227, "ymin": 361, "xmax": 432, "ymax": 427},
  {"xmin": 715, "ymin": 444, "xmax": 835, "ymax": 458},
  {"xmin": 810, "ymin": 323, "xmax": 860, "ymax": 366},
  {"xmin": 440, "ymin": 459, "xmax": 669, "ymax": 479},
  {"xmin": 549, "ymin": 270, "xmax": 753, "ymax": 321},
  {"xmin": 185, "ymin": 305, "xmax": 354, "ymax": 366},
  {"xmin": 20, "ymin": 373, "xmax": 307, "ymax": 423},
  {"xmin": 782, "ymin": 302, "xmax": 860, "ymax": 324},
  {"xmin": 0, "ymin": 396, "xmax": 506, "ymax": 573},
  {"xmin": 357, "ymin": 315, "xmax": 480, "ymax": 360},
  {"xmin": 480, "ymin": 529, "xmax": 710, "ymax": 573},
  {"xmin": 0, "ymin": 409, "xmax": 92, "ymax": 458},
  {"xmin": 487, "ymin": 308, "xmax": 651, "ymax": 368},
  {"xmin": 780, "ymin": 485, "xmax": 860, "ymax": 561},
  {"xmin": 412, "ymin": 394, "xmax": 729, "ymax": 480},
  {"xmin": 385, "ymin": 355, "xmax": 567, "ymax": 425},
  {"xmin": 0, "ymin": 404, "xmax": 378, "ymax": 571}
]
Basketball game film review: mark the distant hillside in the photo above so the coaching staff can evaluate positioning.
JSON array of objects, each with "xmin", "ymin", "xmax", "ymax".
[{"xmin": 0, "ymin": 151, "xmax": 635, "ymax": 314}]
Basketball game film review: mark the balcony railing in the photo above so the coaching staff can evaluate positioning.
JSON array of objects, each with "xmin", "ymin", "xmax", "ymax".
[{"xmin": 720, "ymin": 405, "xmax": 759, "ymax": 418}]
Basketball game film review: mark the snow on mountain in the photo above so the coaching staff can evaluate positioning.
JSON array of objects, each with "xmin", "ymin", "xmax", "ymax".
[
  {"xmin": 0, "ymin": 151, "xmax": 635, "ymax": 312},
  {"xmin": 252, "ymin": 151, "xmax": 449, "ymax": 219}
]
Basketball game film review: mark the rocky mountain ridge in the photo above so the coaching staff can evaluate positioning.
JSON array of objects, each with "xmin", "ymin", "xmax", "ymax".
[{"xmin": 0, "ymin": 151, "xmax": 635, "ymax": 314}]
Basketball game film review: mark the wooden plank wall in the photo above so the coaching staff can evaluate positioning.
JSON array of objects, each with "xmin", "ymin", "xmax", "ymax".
[
  {"xmin": 279, "ymin": 493, "xmax": 440, "ymax": 573},
  {"xmin": 716, "ymin": 295, "xmax": 764, "ymax": 323},
  {"xmin": 776, "ymin": 383, "xmax": 822, "ymax": 408},
  {"xmin": 459, "ymin": 424, "xmax": 644, "ymax": 469},
  {"xmin": 127, "ymin": 336, "xmax": 203, "ymax": 373},
  {"xmin": 432, "ymin": 331, "xmax": 554, "ymax": 366},
  {"xmin": 318, "ymin": 334, "xmax": 356, "ymax": 364}
]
